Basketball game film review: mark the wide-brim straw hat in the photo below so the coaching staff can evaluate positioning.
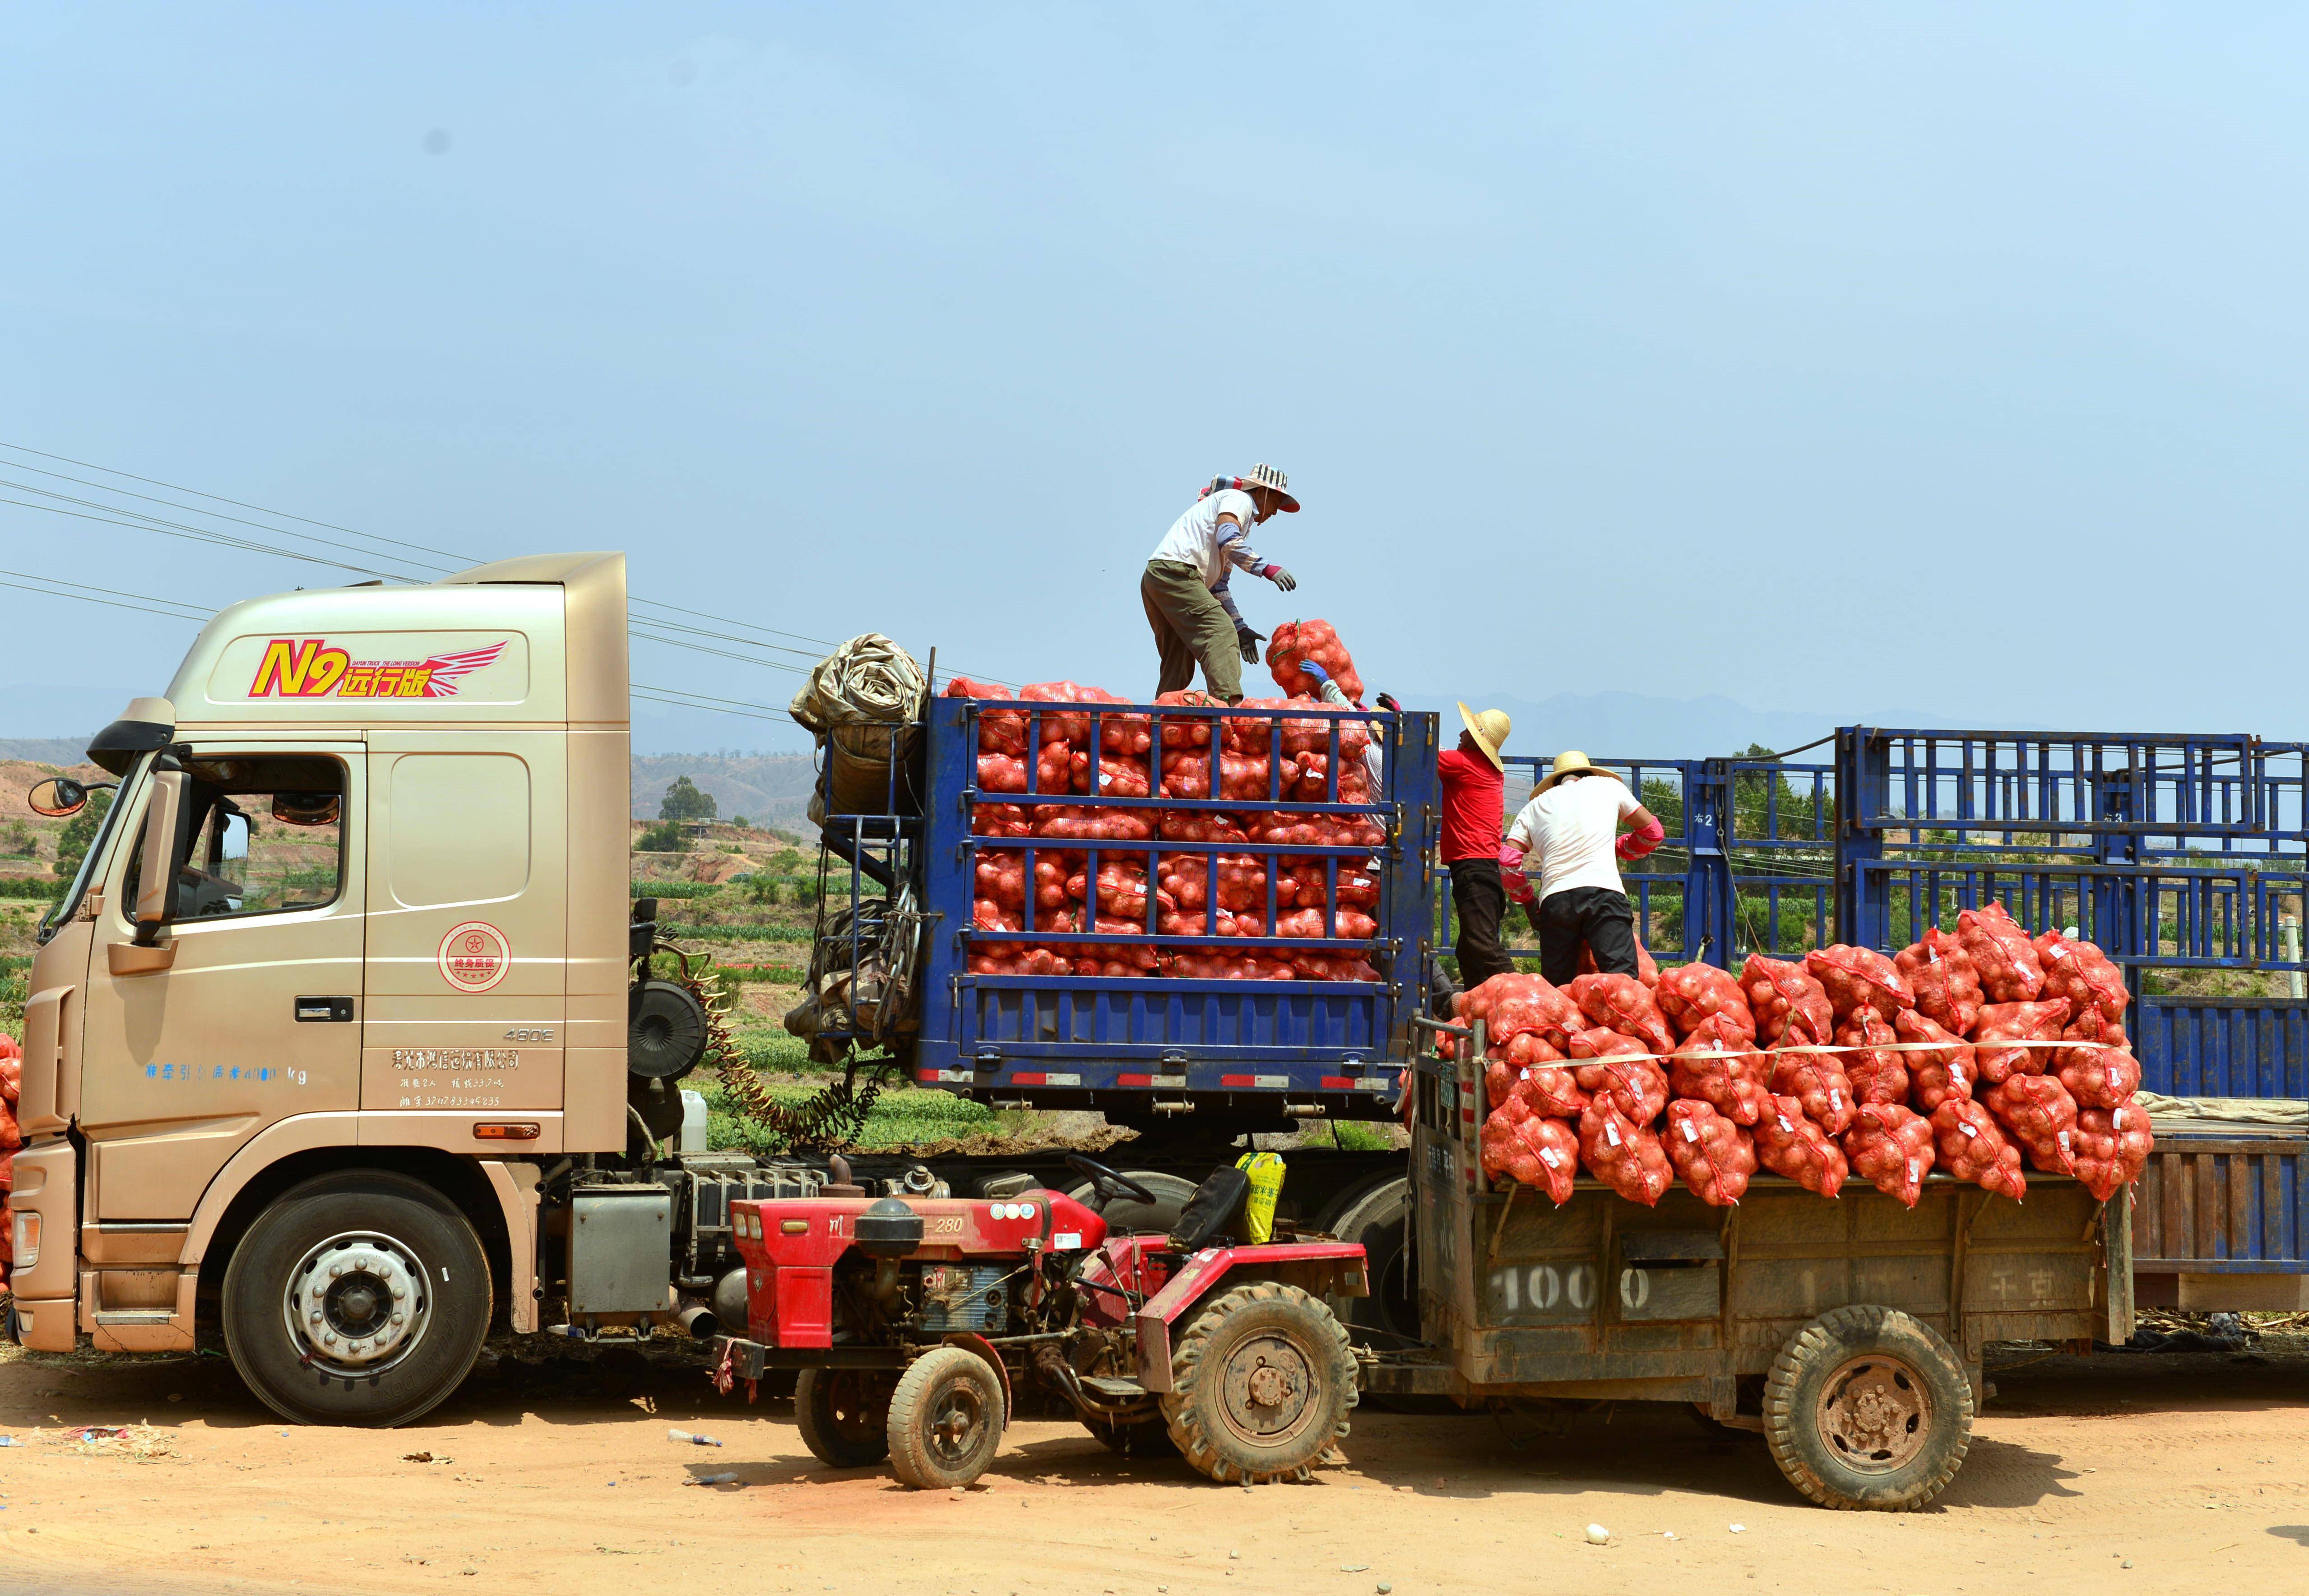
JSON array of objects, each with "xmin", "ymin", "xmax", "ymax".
[
  {"xmin": 1456, "ymin": 703, "xmax": 1511, "ymax": 771},
  {"xmin": 1535, "ymin": 748, "xmax": 1618, "ymax": 796},
  {"xmin": 1243, "ymin": 462, "xmax": 1299, "ymax": 513}
]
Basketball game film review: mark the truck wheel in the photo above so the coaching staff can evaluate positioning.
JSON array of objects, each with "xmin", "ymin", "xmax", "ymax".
[
  {"xmin": 1762, "ymin": 1305, "xmax": 1974, "ymax": 1511},
  {"xmin": 1315, "ymin": 1174, "xmax": 1416, "ymax": 1346},
  {"xmin": 221, "ymin": 1170, "xmax": 491, "ymax": 1428},
  {"xmin": 1160, "ymin": 1282, "xmax": 1357, "ymax": 1485},
  {"xmin": 795, "ymin": 1367, "xmax": 894, "ymax": 1468},
  {"xmin": 887, "ymin": 1348, "xmax": 1006, "ymax": 1489},
  {"xmin": 1065, "ymin": 1170, "xmax": 1195, "ymax": 1234}
]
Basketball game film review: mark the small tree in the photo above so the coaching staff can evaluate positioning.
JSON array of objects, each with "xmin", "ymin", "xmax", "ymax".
[
  {"xmin": 1, "ymin": 819, "xmax": 33, "ymax": 858},
  {"xmin": 659, "ymin": 776, "xmax": 718, "ymax": 823},
  {"xmin": 730, "ymin": 814, "xmax": 750, "ymax": 829},
  {"xmin": 636, "ymin": 820, "xmax": 688, "ymax": 853}
]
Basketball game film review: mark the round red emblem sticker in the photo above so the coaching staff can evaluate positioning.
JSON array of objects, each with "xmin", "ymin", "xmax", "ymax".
[{"xmin": 437, "ymin": 921, "xmax": 511, "ymax": 993}]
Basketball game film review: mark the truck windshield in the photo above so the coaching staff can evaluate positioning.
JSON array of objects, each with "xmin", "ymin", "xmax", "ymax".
[{"xmin": 37, "ymin": 752, "xmax": 149, "ymax": 944}]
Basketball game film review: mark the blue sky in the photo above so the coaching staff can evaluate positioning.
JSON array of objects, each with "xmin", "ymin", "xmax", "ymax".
[{"xmin": 3, "ymin": 4, "xmax": 2305, "ymax": 752}]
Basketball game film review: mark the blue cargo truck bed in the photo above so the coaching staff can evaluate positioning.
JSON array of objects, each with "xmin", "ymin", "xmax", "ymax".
[{"xmin": 904, "ymin": 693, "xmax": 1439, "ymax": 1122}]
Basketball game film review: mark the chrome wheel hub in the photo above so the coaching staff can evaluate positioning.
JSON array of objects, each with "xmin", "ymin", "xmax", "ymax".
[{"xmin": 284, "ymin": 1231, "xmax": 430, "ymax": 1375}]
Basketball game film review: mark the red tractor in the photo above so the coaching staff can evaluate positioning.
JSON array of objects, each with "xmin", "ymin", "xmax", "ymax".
[{"xmin": 717, "ymin": 1155, "xmax": 1368, "ymax": 1489}]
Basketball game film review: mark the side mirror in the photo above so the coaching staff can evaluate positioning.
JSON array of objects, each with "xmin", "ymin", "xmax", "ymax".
[
  {"xmin": 28, "ymin": 777, "xmax": 87, "ymax": 817},
  {"xmin": 271, "ymin": 792, "xmax": 340, "ymax": 826},
  {"xmin": 134, "ymin": 770, "xmax": 189, "ymax": 942}
]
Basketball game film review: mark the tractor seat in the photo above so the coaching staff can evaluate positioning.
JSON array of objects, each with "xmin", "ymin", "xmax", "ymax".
[{"xmin": 1166, "ymin": 1164, "xmax": 1252, "ymax": 1253}]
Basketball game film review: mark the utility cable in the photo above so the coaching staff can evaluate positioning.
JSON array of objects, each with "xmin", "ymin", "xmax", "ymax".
[{"xmin": 0, "ymin": 441, "xmax": 1022, "ymax": 686}]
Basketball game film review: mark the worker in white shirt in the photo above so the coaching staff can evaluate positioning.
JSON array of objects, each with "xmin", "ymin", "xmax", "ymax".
[
  {"xmin": 1142, "ymin": 463, "xmax": 1298, "ymax": 702},
  {"xmin": 1502, "ymin": 750, "xmax": 1665, "ymax": 986}
]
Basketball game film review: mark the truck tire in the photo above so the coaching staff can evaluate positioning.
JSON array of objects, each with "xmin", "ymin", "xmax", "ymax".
[
  {"xmin": 1762, "ymin": 1304, "xmax": 1974, "ymax": 1511},
  {"xmin": 887, "ymin": 1347, "xmax": 1006, "ymax": 1489},
  {"xmin": 1314, "ymin": 1174, "xmax": 1416, "ymax": 1348},
  {"xmin": 1160, "ymin": 1281, "xmax": 1357, "ymax": 1485},
  {"xmin": 1065, "ymin": 1170, "xmax": 1196, "ymax": 1234},
  {"xmin": 795, "ymin": 1367, "xmax": 895, "ymax": 1469},
  {"xmin": 220, "ymin": 1170, "xmax": 492, "ymax": 1428}
]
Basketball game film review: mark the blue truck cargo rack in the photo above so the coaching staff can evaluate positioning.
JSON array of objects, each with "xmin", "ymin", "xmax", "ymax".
[{"xmin": 811, "ymin": 693, "xmax": 1441, "ymax": 1120}]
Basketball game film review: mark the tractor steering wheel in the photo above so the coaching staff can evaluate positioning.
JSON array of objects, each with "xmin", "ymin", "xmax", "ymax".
[{"xmin": 1065, "ymin": 1154, "xmax": 1158, "ymax": 1214}]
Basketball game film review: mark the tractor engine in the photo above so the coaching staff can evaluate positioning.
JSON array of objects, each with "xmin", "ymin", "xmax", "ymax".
[{"xmin": 732, "ymin": 1189, "xmax": 1110, "ymax": 1351}]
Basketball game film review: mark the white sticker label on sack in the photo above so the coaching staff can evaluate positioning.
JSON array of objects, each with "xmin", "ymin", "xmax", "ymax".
[
  {"xmin": 1907, "ymin": 1159, "xmax": 1919, "ymax": 1182},
  {"xmin": 1540, "ymin": 1147, "xmax": 1560, "ymax": 1168},
  {"xmin": 1959, "ymin": 1121, "xmax": 1979, "ymax": 1139},
  {"xmin": 1776, "ymin": 1114, "xmax": 1795, "ymax": 1134},
  {"xmin": 2059, "ymin": 1130, "xmax": 2074, "ymax": 1156},
  {"xmin": 1927, "ymin": 946, "xmax": 1939, "ymax": 964},
  {"xmin": 1830, "ymin": 1089, "xmax": 1844, "ymax": 1111},
  {"xmin": 1605, "ymin": 1122, "xmax": 1622, "ymax": 1147},
  {"xmin": 2112, "ymin": 1108, "xmax": 2128, "ymax": 1130},
  {"xmin": 1682, "ymin": 1120, "xmax": 1700, "ymax": 1143},
  {"xmin": 1521, "ymin": 1067, "xmax": 1533, "ymax": 1080},
  {"xmin": 1951, "ymin": 1064, "xmax": 1966, "ymax": 1090}
]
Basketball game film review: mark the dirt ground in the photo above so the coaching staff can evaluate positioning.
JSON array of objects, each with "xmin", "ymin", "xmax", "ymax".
[{"xmin": 0, "ymin": 1343, "xmax": 2304, "ymax": 1596}]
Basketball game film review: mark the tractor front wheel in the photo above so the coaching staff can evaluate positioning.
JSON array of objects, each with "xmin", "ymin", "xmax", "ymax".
[
  {"xmin": 796, "ymin": 1367, "xmax": 895, "ymax": 1470},
  {"xmin": 1160, "ymin": 1282, "xmax": 1356, "ymax": 1485},
  {"xmin": 887, "ymin": 1348, "xmax": 1006, "ymax": 1489}
]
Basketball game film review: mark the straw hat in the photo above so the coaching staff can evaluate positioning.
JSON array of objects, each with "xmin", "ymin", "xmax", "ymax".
[
  {"xmin": 1242, "ymin": 462, "xmax": 1299, "ymax": 512},
  {"xmin": 1535, "ymin": 749, "xmax": 1618, "ymax": 796},
  {"xmin": 1456, "ymin": 702, "xmax": 1511, "ymax": 771}
]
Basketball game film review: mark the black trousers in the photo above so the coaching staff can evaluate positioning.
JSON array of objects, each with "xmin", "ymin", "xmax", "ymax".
[
  {"xmin": 1535, "ymin": 886, "xmax": 1640, "ymax": 988},
  {"xmin": 1447, "ymin": 858, "xmax": 1518, "ymax": 990}
]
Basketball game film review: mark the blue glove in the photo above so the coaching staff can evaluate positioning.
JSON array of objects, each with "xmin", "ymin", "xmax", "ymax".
[{"xmin": 1298, "ymin": 659, "xmax": 1330, "ymax": 687}]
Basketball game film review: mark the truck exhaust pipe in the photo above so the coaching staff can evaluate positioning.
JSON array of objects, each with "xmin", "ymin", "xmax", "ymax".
[{"xmin": 677, "ymin": 1302, "xmax": 719, "ymax": 1340}]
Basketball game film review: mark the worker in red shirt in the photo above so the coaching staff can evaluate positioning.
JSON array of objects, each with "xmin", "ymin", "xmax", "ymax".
[{"xmin": 1438, "ymin": 704, "xmax": 1516, "ymax": 992}]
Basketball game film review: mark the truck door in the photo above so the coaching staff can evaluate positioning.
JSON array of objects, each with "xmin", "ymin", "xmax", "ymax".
[
  {"xmin": 362, "ymin": 731, "xmax": 568, "ymax": 1149},
  {"xmin": 79, "ymin": 746, "xmax": 366, "ymax": 1221}
]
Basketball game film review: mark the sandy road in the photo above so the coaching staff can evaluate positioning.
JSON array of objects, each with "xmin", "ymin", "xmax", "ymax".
[{"xmin": 0, "ymin": 1344, "xmax": 2304, "ymax": 1596}]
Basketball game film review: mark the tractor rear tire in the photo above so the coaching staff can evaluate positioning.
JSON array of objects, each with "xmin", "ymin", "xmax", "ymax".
[
  {"xmin": 1762, "ymin": 1304, "xmax": 1973, "ymax": 1511},
  {"xmin": 796, "ymin": 1367, "xmax": 895, "ymax": 1470},
  {"xmin": 887, "ymin": 1348, "xmax": 1006, "ymax": 1489},
  {"xmin": 1160, "ymin": 1281, "xmax": 1356, "ymax": 1485}
]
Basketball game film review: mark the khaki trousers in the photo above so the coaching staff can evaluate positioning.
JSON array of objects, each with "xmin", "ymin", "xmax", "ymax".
[{"xmin": 1141, "ymin": 559, "xmax": 1243, "ymax": 701}]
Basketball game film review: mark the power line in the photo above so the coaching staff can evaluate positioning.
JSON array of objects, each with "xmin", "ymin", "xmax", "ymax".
[
  {"xmin": 630, "ymin": 628, "xmax": 812, "ymax": 676},
  {"xmin": 0, "ymin": 457, "xmax": 459, "ymax": 576},
  {"xmin": 0, "ymin": 575, "xmax": 214, "ymax": 623},
  {"xmin": 0, "ymin": 440, "xmax": 477, "ymax": 568},
  {"xmin": 0, "ymin": 491, "xmax": 414, "ymax": 581},
  {"xmin": 0, "ymin": 567, "xmax": 214, "ymax": 618},
  {"xmin": 0, "ymin": 440, "xmax": 1021, "ymax": 686}
]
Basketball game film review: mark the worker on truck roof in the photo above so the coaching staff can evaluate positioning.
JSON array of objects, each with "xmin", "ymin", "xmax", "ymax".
[
  {"xmin": 1142, "ymin": 463, "xmax": 1298, "ymax": 703},
  {"xmin": 1437, "ymin": 704, "xmax": 1519, "ymax": 992},
  {"xmin": 1503, "ymin": 750, "xmax": 1665, "ymax": 986}
]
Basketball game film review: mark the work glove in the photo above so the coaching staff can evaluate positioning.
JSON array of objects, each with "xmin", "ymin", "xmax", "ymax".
[
  {"xmin": 1237, "ymin": 626, "xmax": 1263, "ymax": 664},
  {"xmin": 1298, "ymin": 659, "xmax": 1330, "ymax": 688},
  {"xmin": 1615, "ymin": 817, "xmax": 1666, "ymax": 863},
  {"xmin": 1261, "ymin": 563, "xmax": 1296, "ymax": 592},
  {"xmin": 1375, "ymin": 692, "xmax": 1400, "ymax": 713}
]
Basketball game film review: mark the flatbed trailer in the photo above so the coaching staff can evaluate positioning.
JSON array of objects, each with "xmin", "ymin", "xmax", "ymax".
[{"xmin": 1363, "ymin": 1017, "xmax": 2131, "ymax": 1509}]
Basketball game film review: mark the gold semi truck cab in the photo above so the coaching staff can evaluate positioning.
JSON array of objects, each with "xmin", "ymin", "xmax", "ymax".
[{"xmin": 11, "ymin": 552, "xmax": 634, "ymax": 1423}]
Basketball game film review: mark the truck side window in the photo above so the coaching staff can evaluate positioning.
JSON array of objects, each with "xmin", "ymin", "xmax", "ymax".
[{"xmin": 122, "ymin": 755, "xmax": 348, "ymax": 921}]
